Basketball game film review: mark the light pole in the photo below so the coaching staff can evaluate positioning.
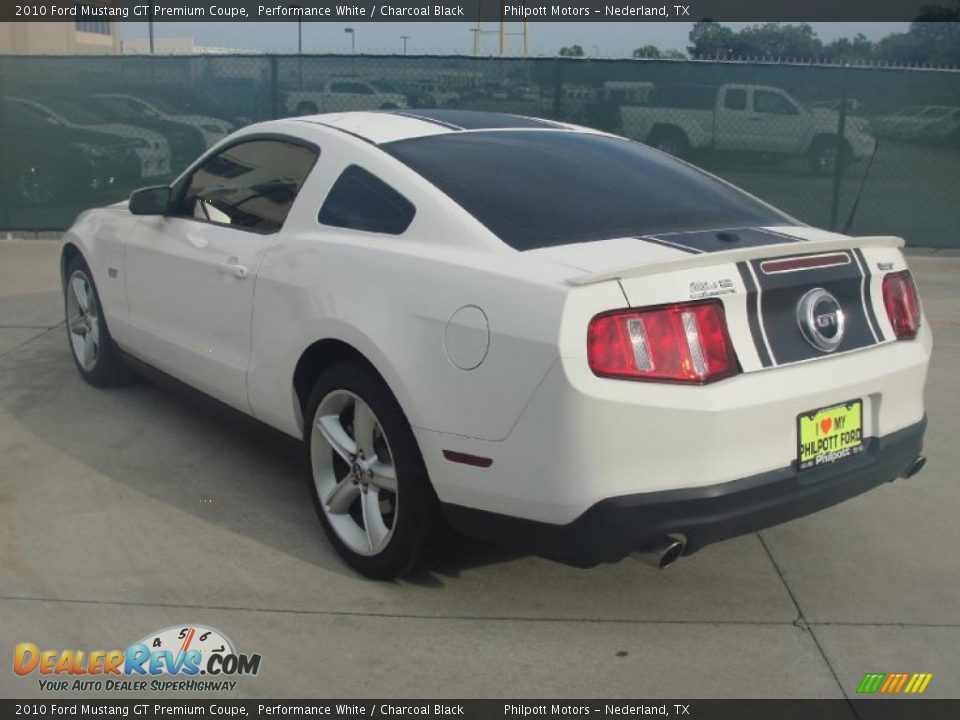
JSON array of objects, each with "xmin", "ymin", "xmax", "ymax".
[
  {"xmin": 400, "ymin": 35, "xmax": 410, "ymax": 54},
  {"xmin": 148, "ymin": 6, "xmax": 154, "ymax": 54},
  {"xmin": 298, "ymin": 21, "xmax": 302, "ymax": 54},
  {"xmin": 344, "ymin": 27, "xmax": 355, "ymax": 54}
]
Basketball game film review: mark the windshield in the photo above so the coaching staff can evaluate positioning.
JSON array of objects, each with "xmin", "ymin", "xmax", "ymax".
[
  {"xmin": 41, "ymin": 97, "xmax": 110, "ymax": 125},
  {"xmin": 383, "ymin": 130, "xmax": 795, "ymax": 251}
]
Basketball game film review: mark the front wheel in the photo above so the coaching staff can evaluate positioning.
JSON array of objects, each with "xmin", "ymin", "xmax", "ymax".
[
  {"xmin": 304, "ymin": 363, "xmax": 441, "ymax": 579},
  {"xmin": 64, "ymin": 256, "xmax": 132, "ymax": 387}
]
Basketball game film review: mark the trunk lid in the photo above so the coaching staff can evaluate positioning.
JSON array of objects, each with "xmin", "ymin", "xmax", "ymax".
[{"xmin": 535, "ymin": 226, "xmax": 902, "ymax": 374}]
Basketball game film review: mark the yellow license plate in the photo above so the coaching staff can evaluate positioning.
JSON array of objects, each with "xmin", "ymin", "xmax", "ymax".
[{"xmin": 797, "ymin": 400, "xmax": 864, "ymax": 470}]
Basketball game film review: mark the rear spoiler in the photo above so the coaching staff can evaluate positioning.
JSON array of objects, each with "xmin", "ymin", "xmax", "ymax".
[{"xmin": 567, "ymin": 235, "xmax": 904, "ymax": 286}]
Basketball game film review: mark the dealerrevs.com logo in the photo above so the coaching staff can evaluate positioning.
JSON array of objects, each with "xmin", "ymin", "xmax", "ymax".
[{"xmin": 14, "ymin": 625, "xmax": 262, "ymax": 692}]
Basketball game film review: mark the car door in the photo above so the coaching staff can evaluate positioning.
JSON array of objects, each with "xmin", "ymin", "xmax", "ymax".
[
  {"xmin": 750, "ymin": 89, "xmax": 805, "ymax": 154},
  {"xmin": 123, "ymin": 137, "xmax": 319, "ymax": 411},
  {"xmin": 714, "ymin": 87, "xmax": 753, "ymax": 151}
]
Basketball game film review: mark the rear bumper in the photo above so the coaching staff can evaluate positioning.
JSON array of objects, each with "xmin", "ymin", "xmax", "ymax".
[{"xmin": 442, "ymin": 417, "xmax": 926, "ymax": 568}]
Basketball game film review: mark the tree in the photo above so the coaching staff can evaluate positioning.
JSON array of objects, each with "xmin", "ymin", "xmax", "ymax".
[
  {"xmin": 632, "ymin": 45, "xmax": 661, "ymax": 58},
  {"xmin": 689, "ymin": 21, "xmax": 823, "ymax": 59},
  {"xmin": 687, "ymin": 20, "xmax": 737, "ymax": 57},
  {"xmin": 823, "ymin": 34, "xmax": 877, "ymax": 63},
  {"xmin": 559, "ymin": 45, "xmax": 584, "ymax": 57}
]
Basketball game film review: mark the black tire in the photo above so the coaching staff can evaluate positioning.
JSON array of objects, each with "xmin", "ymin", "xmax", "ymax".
[
  {"xmin": 646, "ymin": 126, "xmax": 690, "ymax": 158},
  {"xmin": 808, "ymin": 136, "xmax": 851, "ymax": 176},
  {"xmin": 64, "ymin": 255, "xmax": 132, "ymax": 387},
  {"xmin": 304, "ymin": 362, "xmax": 441, "ymax": 579},
  {"xmin": 16, "ymin": 159, "xmax": 64, "ymax": 206}
]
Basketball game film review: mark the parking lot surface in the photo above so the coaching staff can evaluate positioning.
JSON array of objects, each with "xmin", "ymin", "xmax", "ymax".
[{"xmin": 0, "ymin": 239, "xmax": 958, "ymax": 698}]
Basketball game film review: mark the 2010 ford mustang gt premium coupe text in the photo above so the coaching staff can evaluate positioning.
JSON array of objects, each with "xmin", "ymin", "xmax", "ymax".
[{"xmin": 61, "ymin": 110, "xmax": 930, "ymax": 578}]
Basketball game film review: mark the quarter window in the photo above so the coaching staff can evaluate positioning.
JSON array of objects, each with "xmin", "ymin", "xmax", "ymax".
[
  {"xmin": 318, "ymin": 166, "xmax": 415, "ymax": 235},
  {"xmin": 177, "ymin": 139, "xmax": 318, "ymax": 233}
]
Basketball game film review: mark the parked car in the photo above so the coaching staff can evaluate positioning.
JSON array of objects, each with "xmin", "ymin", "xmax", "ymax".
[
  {"xmin": 872, "ymin": 105, "xmax": 960, "ymax": 143},
  {"xmin": 923, "ymin": 106, "xmax": 960, "ymax": 145},
  {"xmin": 61, "ymin": 110, "xmax": 929, "ymax": 578},
  {"xmin": 8, "ymin": 96, "xmax": 171, "ymax": 179},
  {"xmin": 1, "ymin": 97, "xmax": 141, "ymax": 206},
  {"xmin": 67, "ymin": 94, "xmax": 207, "ymax": 171},
  {"xmin": 285, "ymin": 79, "xmax": 407, "ymax": 116},
  {"xmin": 620, "ymin": 83, "xmax": 876, "ymax": 174},
  {"xmin": 94, "ymin": 93, "xmax": 233, "ymax": 149}
]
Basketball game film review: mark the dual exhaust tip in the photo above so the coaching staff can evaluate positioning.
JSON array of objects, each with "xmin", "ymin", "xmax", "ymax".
[{"xmin": 631, "ymin": 535, "xmax": 686, "ymax": 570}]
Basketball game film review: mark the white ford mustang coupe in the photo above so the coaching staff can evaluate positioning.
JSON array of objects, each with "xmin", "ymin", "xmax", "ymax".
[{"xmin": 62, "ymin": 110, "xmax": 930, "ymax": 578}]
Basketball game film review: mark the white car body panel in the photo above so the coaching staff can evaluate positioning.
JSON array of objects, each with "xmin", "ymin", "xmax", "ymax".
[{"xmin": 62, "ymin": 110, "xmax": 930, "ymax": 558}]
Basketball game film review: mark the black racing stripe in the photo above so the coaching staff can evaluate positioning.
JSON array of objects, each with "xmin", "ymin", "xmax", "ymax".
[
  {"xmin": 750, "ymin": 257, "xmax": 876, "ymax": 364},
  {"xmin": 737, "ymin": 261, "xmax": 774, "ymax": 368},
  {"xmin": 389, "ymin": 109, "xmax": 561, "ymax": 130},
  {"xmin": 305, "ymin": 121, "xmax": 376, "ymax": 145},
  {"xmin": 635, "ymin": 235, "xmax": 704, "ymax": 254},
  {"xmin": 852, "ymin": 248, "xmax": 883, "ymax": 342},
  {"xmin": 755, "ymin": 227, "xmax": 809, "ymax": 242},
  {"xmin": 386, "ymin": 110, "xmax": 464, "ymax": 131},
  {"xmin": 648, "ymin": 227, "xmax": 802, "ymax": 254}
]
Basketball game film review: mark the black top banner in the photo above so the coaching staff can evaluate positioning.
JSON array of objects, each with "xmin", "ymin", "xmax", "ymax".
[{"xmin": 5, "ymin": 0, "xmax": 958, "ymax": 23}]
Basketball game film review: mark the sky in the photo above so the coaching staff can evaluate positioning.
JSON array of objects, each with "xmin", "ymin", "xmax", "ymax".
[{"xmin": 120, "ymin": 21, "xmax": 910, "ymax": 56}]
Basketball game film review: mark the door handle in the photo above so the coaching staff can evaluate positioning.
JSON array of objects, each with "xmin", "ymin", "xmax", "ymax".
[{"xmin": 218, "ymin": 262, "xmax": 249, "ymax": 279}]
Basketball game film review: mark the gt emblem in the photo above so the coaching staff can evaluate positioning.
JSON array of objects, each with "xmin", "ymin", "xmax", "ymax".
[{"xmin": 797, "ymin": 288, "xmax": 845, "ymax": 353}]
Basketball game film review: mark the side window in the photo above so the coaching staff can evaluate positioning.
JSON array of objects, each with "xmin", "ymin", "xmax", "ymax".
[
  {"xmin": 754, "ymin": 90, "xmax": 799, "ymax": 116},
  {"xmin": 318, "ymin": 165, "xmax": 415, "ymax": 235},
  {"xmin": 724, "ymin": 89, "xmax": 747, "ymax": 111},
  {"xmin": 177, "ymin": 139, "xmax": 317, "ymax": 233}
]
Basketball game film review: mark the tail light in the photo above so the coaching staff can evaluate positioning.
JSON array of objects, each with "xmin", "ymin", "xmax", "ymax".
[
  {"xmin": 882, "ymin": 270, "xmax": 921, "ymax": 340},
  {"xmin": 587, "ymin": 300, "xmax": 739, "ymax": 384}
]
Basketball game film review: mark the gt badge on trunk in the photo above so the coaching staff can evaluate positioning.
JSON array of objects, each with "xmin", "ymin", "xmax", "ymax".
[{"xmin": 798, "ymin": 400, "xmax": 864, "ymax": 470}]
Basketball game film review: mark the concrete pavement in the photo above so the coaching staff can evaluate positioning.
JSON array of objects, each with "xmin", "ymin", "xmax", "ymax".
[{"xmin": 0, "ymin": 240, "xmax": 958, "ymax": 699}]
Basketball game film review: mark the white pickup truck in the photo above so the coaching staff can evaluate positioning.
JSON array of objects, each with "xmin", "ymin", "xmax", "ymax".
[
  {"xmin": 620, "ymin": 83, "xmax": 876, "ymax": 175},
  {"xmin": 285, "ymin": 79, "xmax": 407, "ymax": 117}
]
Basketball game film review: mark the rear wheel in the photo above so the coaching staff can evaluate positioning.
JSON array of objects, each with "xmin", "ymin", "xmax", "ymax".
[
  {"xmin": 304, "ymin": 363, "xmax": 440, "ymax": 579},
  {"xmin": 808, "ymin": 136, "xmax": 851, "ymax": 176},
  {"xmin": 64, "ymin": 256, "xmax": 132, "ymax": 387},
  {"xmin": 647, "ymin": 127, "xmax": 690, "ymax": 158}
]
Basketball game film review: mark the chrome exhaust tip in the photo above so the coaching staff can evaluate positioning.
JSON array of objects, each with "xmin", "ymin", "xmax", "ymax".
[
  {"xmin": 903, "ymin": 456, "xmax": 927, "ymax": 479},
  {"xmin": 631, "ymin": 535, "xmax": 686, "ymax": 570}
]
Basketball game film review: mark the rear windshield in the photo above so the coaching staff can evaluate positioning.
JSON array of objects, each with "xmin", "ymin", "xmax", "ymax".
[{"xmin": 382, "ymin": 130, "xmax": 794, "ymax": 251}]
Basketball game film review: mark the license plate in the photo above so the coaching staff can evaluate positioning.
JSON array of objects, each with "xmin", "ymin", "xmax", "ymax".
[{"xmin": 797, "ymin": 400, "xmax": 864, "ymax": 470}]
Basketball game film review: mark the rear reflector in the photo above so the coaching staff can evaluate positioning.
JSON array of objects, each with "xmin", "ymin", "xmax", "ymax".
[
  {"xmin": 882, "ymin": 270, "xmax": 921, "ymax": 340},
  {"xmin": 588, "ymin": 300, "xmax": 739, "ymax": 384},
  {"xmin": 760, "ymin": 253, "xmax": 851, "ymax": 274}
]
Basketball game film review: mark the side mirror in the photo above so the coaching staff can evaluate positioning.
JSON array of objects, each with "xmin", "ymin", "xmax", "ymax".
[{"xmin": 129, "ymin": 186, "xmax": 171, "ymax": 216}]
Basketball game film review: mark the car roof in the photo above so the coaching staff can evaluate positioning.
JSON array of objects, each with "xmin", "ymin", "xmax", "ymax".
[{"xmin": 292, "ymin": 109, "xmax": 577, "ymax": 145}]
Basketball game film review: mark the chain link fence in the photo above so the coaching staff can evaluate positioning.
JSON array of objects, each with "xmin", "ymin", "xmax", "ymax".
[{"xmin": 1, "ymin": 54, "xmax": 957, "ymax": 246}]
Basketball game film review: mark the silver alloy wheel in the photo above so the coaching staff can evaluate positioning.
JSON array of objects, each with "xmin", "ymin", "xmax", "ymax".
[
  {"xmin": 66, "ymin": 270, "xmax": 100, "ymax": 371},
  {"xmin": 311, "ymin": 390, "xmax": 398, "ymax": 556}
]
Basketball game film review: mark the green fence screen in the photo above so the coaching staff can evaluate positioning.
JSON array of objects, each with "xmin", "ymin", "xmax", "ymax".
[{"xmin": 1, "ymin": 54, "xmax": 958, "ymax": 246}]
